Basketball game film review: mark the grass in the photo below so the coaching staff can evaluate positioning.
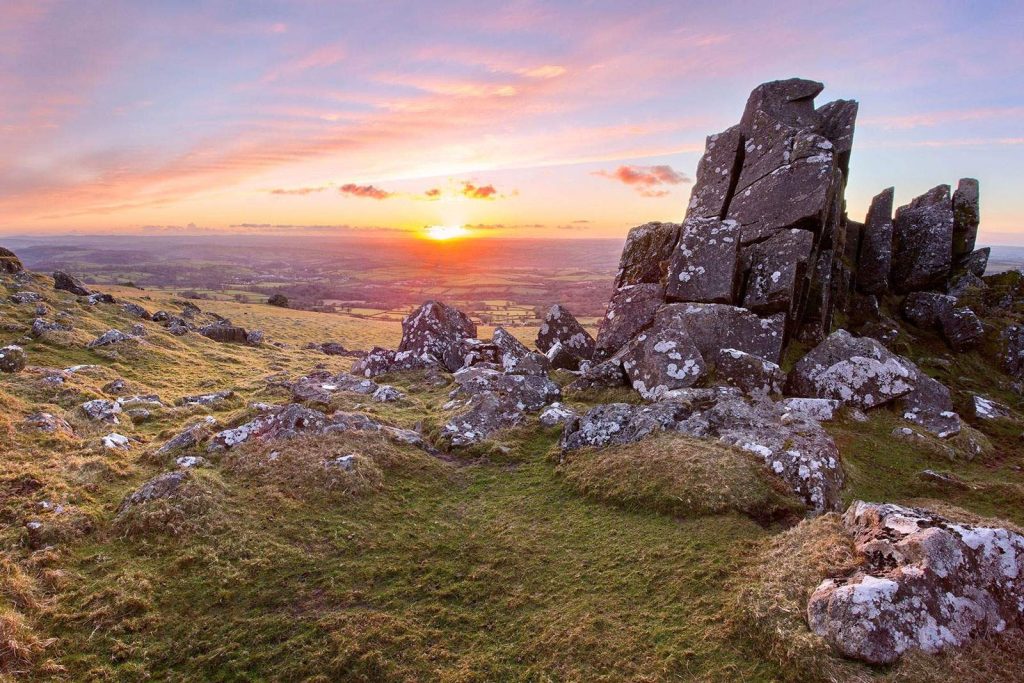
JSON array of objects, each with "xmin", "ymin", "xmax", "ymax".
[
  {"xmin": 558, "ymin": 433, "xmax": 805, "ymax": 523},
  {"xmin": 2, "ymin": 271, "xmax": 1024, "ymax": 680}
]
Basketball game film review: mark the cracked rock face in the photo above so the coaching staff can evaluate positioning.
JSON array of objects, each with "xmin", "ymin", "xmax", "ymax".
[
  {"xmin": 788, "ymin": 330, "xmax": 916, "ymax": 409},
  {"xmin": 739, "ymin": 228, "xmax": 815, "ymax": 318},
  {"xmin": 398, "ymin": 300, "xmax": 477, "ymax": 372},
  {"xmin": 535, "ymin": 304, "xmax": 595, "ymax": 369},
  {"xmin": 665, "ymin": 217, "xmax": 740, "ymax": 304},
  {"xmin": 807, "ymin": 501, "xmax": 1024, "ymax": 664},
  {"xmin": 655, "ymin": 303, "xmax": 786, "ymax": 365},
  {"xmin": 594, "ymin": 283, "xmax": 663, "ymax": 361},
  {"xmin": 621, "ymin": 326, "xmax": 706, "ymax": 400}
]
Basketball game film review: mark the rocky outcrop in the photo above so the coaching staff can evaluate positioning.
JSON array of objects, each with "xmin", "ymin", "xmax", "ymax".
[
  {"xmin": 0, "ymin": 246, "xmax": 23, "ymax": 273},
  {"xmin": 53, "ymin": 271, "xmax": 92, "ymax": 296},
  {"xmin": 891, "ymin": 185, "xmax": 955, "ymax": 292},
  {"xmin": 808, "ymin": 501, "xmax": 1024, "ymax": 664},
  {"xmin": 399, "ymin": 300, "xmax": 477, "ymax": 372}
]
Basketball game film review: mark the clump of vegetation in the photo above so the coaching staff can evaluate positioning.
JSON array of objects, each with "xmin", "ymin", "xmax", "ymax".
[
  {"xmin": 558, "ymin": 433, "xmax": 804, "ymax": 522},
  {"xmin": 266, "ymin": 293, "xmax": 289, "ymax": 308},
  {"xmin": 111, "ymin": 469, "xmax": 224, "ymax": 539},
  {"xmin": 731, "ymin": 513, "xmax": 863, "ymax": 682}
]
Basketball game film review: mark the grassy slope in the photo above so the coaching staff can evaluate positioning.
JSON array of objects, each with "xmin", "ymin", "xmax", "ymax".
[{"xmin": 2, "ymin": 274, "xmax": 1023, "ymax": 681}]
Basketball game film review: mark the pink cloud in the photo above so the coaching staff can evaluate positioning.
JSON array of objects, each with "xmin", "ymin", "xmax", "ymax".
[
  {"xmin": 339, "ymin": 183, "xmax": 392, "ymax": 200},
  {"xmin": 594, "ymin": 164, "xmax": 690, "ymax": 197},
  {"xmin": 269, "ymin": 186, "xmax": 326, "ymax": 195}
]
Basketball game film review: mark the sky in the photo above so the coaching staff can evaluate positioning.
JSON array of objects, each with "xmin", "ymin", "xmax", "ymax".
[{"xmin": 1, "ymin": 0, "xmax": 1022, "ymax": 242}]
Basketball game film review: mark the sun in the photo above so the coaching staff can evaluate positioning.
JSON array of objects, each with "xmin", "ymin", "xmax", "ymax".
[{"xmin": 424, "ymin": 224, "xmax": 469, "ymax": 241}]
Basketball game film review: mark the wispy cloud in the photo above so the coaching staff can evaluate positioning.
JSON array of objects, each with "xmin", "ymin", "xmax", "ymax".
[{"xmin": 269, "ymin": 186, "xmax": 327, "ymax": 195}]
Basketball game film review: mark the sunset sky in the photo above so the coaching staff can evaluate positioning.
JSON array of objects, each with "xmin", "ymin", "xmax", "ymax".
[{"xmin": 1, "ymin": 1, "xmax": 1022, "ymax": 241}]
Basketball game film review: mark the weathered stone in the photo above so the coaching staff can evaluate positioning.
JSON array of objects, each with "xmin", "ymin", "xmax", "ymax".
[
  {"xmin": 31, "ymin": 318, "xmax": 70, "ymax": 337},
  {"xmin": 947, "ymin": 271, "xmax": 986, "ymax": 298},
  {"xmin": 727, "ymin": 112, "xmax": 839, "ymax": 245},
  {"xmin": 450, "ymin": 367, "xmax": 561, "ymax": 413},
  {"xmin": 816, "ymin": 99, "xmax": 858, "ymax": 169},
  {"xmin": 87, "ymin": 329, "xmax": 134, "ymax": 348},
  {"xmin": 177, "ymin": 390, "xmax": 235, "ymax": 407},
  {"xmin": 122, "ymin": 302, "xmax": 151, "ymax": 319},
  {"xmin": 613, "ymin": 221, "xmax": 681, "ymax": 288},
  {"xmin": 10, "ymin": 291, "xmax": 41, "ymax": 304},
  {"xmin": 81, "ymin": 399, "xmax": 122, "ymax": 423},
  {"xmin": 686, "ymin": 125, "xmax": 745, "ymax": 220},
  {"xmin": 507, "ymin": 351, "xmax": 550, "ymax": 377},
  {"xmin": 442, "ymin": 391, "xmax": 525, "ymax": 445},
  {"xmin": 594, "ymin": 283, "xmax": 663, "ymax": 360},
  {"xmin": 564, "ymin": 355, "xmax": 629, "ymax": 394},
  {"xmin": 901, "ymin": 292, "xmax": 956, "ymax": 329},
  {"xmin": 779, "ymin": 397, "xmax": 841, "ymax": 422},
  {"xmin": 398, "ymin": 300, "xmax": 476, "ymax": 372},
  {"xmin": 209, "ymin": 404, "xmax": 329, "ymax": 450},
  {"xmin": 970, "ymin": 395, "xmax": 1011, "ymax": 421},
  {"xmin": 665, "ymin": 217, "xmax": 740, "ymax": 304},
  {"xmin": 739, "ymin": 78, "xmax": 824, "ymax": 131},
  {"xmin": 798, "ymin": 249, "xmax": 835, "ymax": 344},
  {"xmin": 53, "ymin": 271, "xmax": 91, "ymax": 296},
  {"xmin": 952, "ymin": 178, "xmax": 980, "ymax": 259},
  {"xmin": 84, "ymin": 292, "xmax": 115, "ymax": 305},
  {"xmin": 939, "ymin": 306, "xmax": 984, "ymax": 352},
  {"xmin": 856, "ymin": 187, "xmax": 894, "ymax": 294},
  {"xmin": 957, "ymin": 247, "xmax": 989, "ymax": 278},
  {"xmin": 1001, "ymin": 325, "xmax": 1024, "ymax": 378},
  {"xmin": 117, "ymin": 471, "xmax": 190, "ymax": 512},
  {"xmin": 200, "ymin": 323, "xmax": 249, "ymax": 344},
  {"xmin": 560, "ymin": 402, "xmax": 690, "ymax": 452},
  {"xmin": 847, "ymin": 293, "xmax": 880, "ymax": 329},
  {"xmin": 0, "ymin": 246, "xmax": 23, "ymax": 273},
  {"xmin": 654, "ymin": 303, "xmax": 786, "ymax": 365},
  {"xmin": 891, "ymin": 185, "xmax": 954, "ymax": 292},
  {"xmin": 246, "ymin": 329, "xmax": 265, "ymax": 346},
  {"xmin": 539, "ymin": 402, "xmax": 577, "ymax": 428},
  {"xmin": 0, "ymin": 345, "xmax": 27, "ymax": 373},
  {"xmin": 372, "ymin": 385, "xmax": 403, "ymax": 402},
  {"xmin": 22, "ymin": 412, "xmax": 73, "ymax": 435},
  {"xmin": 102, "ymin": 433, "xmax": 132, "ymax": 451},
  {"xmin": 896, "ymin": 367, "xmax": 960, "ymax": 438},
  {"xmin": 714, "ymin": 348, "xmax": 784, "ymax": 397},
  {"xmin": 740, "ymin": 228, "xmax": 815, "ymax": 316},
  {"xmin": 536, "ymin": 305, "xmax": 595, "ymax": 367},
  {"xmin": 807, "ymin": 501, "xmax": 1024, "ymax": 664},
  {"xmin": 621, "ymin": 326, "xmax": 706, "ymax": 399},
  {"xmin": 351, "ymin": 347, "xmax": 397, "ymax": 378},
  {"xmin": 788, "ymin": 330, "xmax": 915, "ymax": 408}
]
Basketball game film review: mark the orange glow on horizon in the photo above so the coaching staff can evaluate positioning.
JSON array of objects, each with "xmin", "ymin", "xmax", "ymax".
[{"xmin": 424, "ymin": 224, "xmax": 470, "ymax": 240}]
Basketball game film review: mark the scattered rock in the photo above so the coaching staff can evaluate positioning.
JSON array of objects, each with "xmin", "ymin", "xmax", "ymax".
[
  {"xmin": 919, "ymin": 469, "xmax": 971, "ymax": 490},
  {"xmin": 10, "ymin": 291, "xmax": 41, "ymax": 304},
  {"xmin": 101, "ymin": 433, "xmax": 132, "ymax": 451},
  {"xmin": 31, "ymin": 318, "xmax": 71, "ymax": 337},
  {"xmin": 807, "ymin": 501, "xmax": 1024, "ymax": 664},
  {"xmin": 177, "ymin": 390, "xmax": 235, "ymax": 407},
  {"xmin": 539, "ymin": 402, "xmax": 577, "ymax": 427},
  {"xmin": 156, "ymin": 417, "xmax": 219, "ymax": 455},
  {"xmin": 122, "ymin": 302, "xmax": 152, "ymax": 319},
  {"xmin": 0, "ymin": 344, "xmax": 27, "ymax": 373},
  {"xmin": 896, "ymin": 367, "xmax": 960, "ymax": 438},
  {"xmin": 970, "ymin": 395, "xmax": 1011, "ymax": 421},
  {"xmin": 87, "ymin": 329, "xmax": 135, "ymax": 348},
  {"xmin": 81, "ymin": 399, "xmax": 122, "ymax": 423},
  {"xmin": 22, "ymin": 412, "xmax": 73, "ymax": 435},
  {"xmin": 938, "ymin": 306, "xmax": 984, "ymax": 352},
  {"xmin": 372, "ymin": 385, "xmax": 403, "ymax": 402},
  {"xmin": 535, "ymin": 304, "xmax": 595, "ymax": 369},
  {"xmin": 246, "ymin": 329, "xmax": 265, "ymax": 346},
  {"xmin": 901, "ymin": 292, "xmax": 956, "ymax": 329},
  {"xmin": 200, "ymin": 323, "xmax": 249, "ymax": 344},
  {"xmin": 53, "ymin": 271, "xmax": 91, "ymax": 296},
  {"xmin": 398, "ymin": 300, "xmax": 477, "ymax": 372}
]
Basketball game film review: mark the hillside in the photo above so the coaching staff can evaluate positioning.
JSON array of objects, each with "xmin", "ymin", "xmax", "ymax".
[{"xmin": 4, "ymin": 78, "xmax": 1024, "ymax": 682}]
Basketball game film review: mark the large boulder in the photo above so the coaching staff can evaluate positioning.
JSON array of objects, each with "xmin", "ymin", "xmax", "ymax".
[
  {"xmin": 855, "ymin": 187, "xmax": 894, "ymax": 294},
  {"xmin": 398, "ymin": 300, "xmax": 477, "ymax": 372},
  {"xmin": 620, "ymin": 326, "xmax": 706, "ymax": 400},
  {"xmin": 952, "ymin": 178, "xmax": 980, "ymax": 259},
  {"xmin": 594, "ymin": 283, "xmax": 663, "ymax": 360},
  {"xmin": 654, "ymin": 303, "xmax": 786, "ymax": 365},
  {"xmin": 891, "ymin": 185, "xmax": 954, "ymax": 292},
  {"xmin": 0, "ymin": 246, "xmax": 23, "ymax": 274},
  {"xmin": 665, "ymin": 217, "xmax": 740, "ymax": 304},
  {"xmin": 200, "ymin": 323, "xmax": 248, "ymax": 344},
  {"xmin": 613, "ymin": 222, "xmax": 681, "ymax": 288},
  {"xmin": 788, "ymin": 330, "xmax": 915, "ymax": 408},
  {"xmin": 808, "ymin": 501, "xmax": 1024, "ymax": 664},
  {"xmin": 939, "ymin": 306, "xmax": 984, "ymax": 352},
  {"xmin": 535, "ymin": 304, "xmax": 595, "ymax": 369},
  {"xmin": 53, "ymin": 271, "xmax": 92, "ymax": 296},
  {"xmin": 0, "ymin": 345, "xmax": 27, "ymax": 373}
]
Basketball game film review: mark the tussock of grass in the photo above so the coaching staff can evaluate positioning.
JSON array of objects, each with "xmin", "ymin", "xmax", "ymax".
[
  {"xmin": 0, "ymin": 605, "xmax": 53, "ymax": 679},
  {"xmin": 732, "ymin": 513, "xmax": 865, "ymax": 683},
  {"xmin": 222, "ymin": 433, "xmax": 437, "ymax": 501},
  {"xmin": 111, "ymin": 470, "xmax": 225, "ymax": 539},
  {"xmin": 559, "ymin": 433, "xmax": 805, "ymax": 522}
]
